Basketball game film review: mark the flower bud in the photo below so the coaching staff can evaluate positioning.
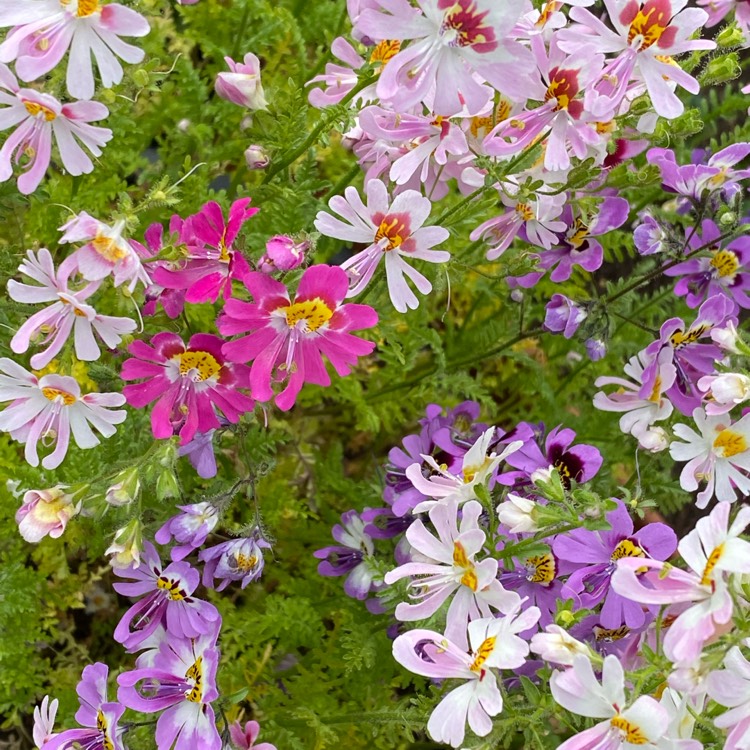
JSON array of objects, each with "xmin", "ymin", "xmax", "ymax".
[
  {"xmin": 105, "ymin": 467, "xmax": 141, "ymax": 507},
  {"xmin": 106, "ymin": 519, "xmax": 144, "ymax": 568},
  {"xmin": 156, "ymin": 470, "xmax": 180, "ymax": 501},
  {"xmin": 244, "ymin": 144, "xmax": 269, "ymax": 170},
  {"xmin": 637, "ymin": 426, "xmax": 669, "ymax": 453},
  {"xmin": 264, "ymin": 234, "xmax": 309, "ymax": 271},
  {"xmin": 496, "ymin": 493, "xmax": 538, "ymax": 533},
  {"xmin": 585, "ymin": 338, "xmax": 606, "ymax": 362},
  {"xmin": 16, "ymin": 486, "xmax": 81, "ymax": 543},
  {"xmin": 530, "ymin": 465, "xmax": 566, "ymax": 503},
  {"xmin": 717, "ymin": 23, "xmax": 746, "ymax": 48},
  {"xmin": 133, "ymin": 68, "xmax": 150, "ymax": 88},
  {"xmin": 543, "ymin": 294, "xmax": 587, "ymax": 339},
  {"xmin": 215, "ymin": 53, "xmax": 268, "ymax": 110}
]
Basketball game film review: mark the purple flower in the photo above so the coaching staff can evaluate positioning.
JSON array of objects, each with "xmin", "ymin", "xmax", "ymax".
[
  {"xmin": 178, "ymin": 429, "xmax": 219, "ymax": 478},
  {"xmin": 155, "ymin": 502, "xmax": 220, "ymax": 562},
  {"xmin": 634, "ymin": 212, "xmax": 667, "ymax": 256},
  {"xmin": 314, "ymin": 510, "xmax": 377, "ymax": 600},
  {"xmin": 44, "ymin": 663, "xmax": 124, "ymax": 750},
  {"xmin": 664, "ymin": 219, "xmax": 750, "ymax": 311},
  {"xmin": 570, "ymin": 613, "xmax": 652, "ymax": 663},
  {"xmin": 585, "ymin": 337, "xmax": 607, "ymax": 362},
  {"xmin": 503, "ymin": 423, "xmax": 603, "ymax": 490},
  {"xmin": 553, "ymin": 501, "xmax": 677, "ymax": 628},
  {"xmin": 112, "ymin": 541, "xmax": 220, "ymax": 650},
  {"xmin": 118, "ymin": 630, "xmax": 221, "ymax": 750},
  {"xmin": 543, "ymin": 294, "xmax": 587, "ymax": 339},
  {"xmin": 199, "ymin": 533, "xmax": 270, "ymax": 591}
]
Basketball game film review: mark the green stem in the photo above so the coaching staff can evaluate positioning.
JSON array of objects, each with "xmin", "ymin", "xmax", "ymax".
[
  {"xmin": 230, "ymin": 2, "xmax": 252, "ymax": 60},
  {"xmin": 430, "ymin": 185, "xmax": 492, "ymax": 228},
  {"xmin": 323, "ymin": 160, "xmax": 362, "ymax": 200},
  {"xmin": 262, "ymin": 74, "xmax": 376, "ymax": 184}
]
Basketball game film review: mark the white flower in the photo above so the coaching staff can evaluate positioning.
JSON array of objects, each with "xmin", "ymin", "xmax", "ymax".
[
  {"xmin": 530, "ymin": 625, "xmax": 593, "ymax": 666},
  {"xmin": 698, "ymin": 373, "xmax": 750, "ymax": 415},
  {"xmin": 496, "ymin": 493, "xmax": 538, "ymax": 533}
]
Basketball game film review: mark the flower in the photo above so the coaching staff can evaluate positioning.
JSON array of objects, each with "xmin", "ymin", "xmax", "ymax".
[
  {"xmin": 59, "ymin": 212, "xmax": 151, "ymax": 291},
  {"xmin": 117, "ymin": 630, "xmax": 221, "ymax": 750},
  {"xmin": 543, "ymin": 294, "xmax": 588, "ymax": 339},
  {"xmin": 392, "ymin": 610, "xmax": 541, "ymax": 747},
  {"xmin": 155, "ymin": 502, "xmax": 220, "ymax": 561},
  {"xmin": 611, "ymin": 502, "xmax": 750, "ymax": 664},
  {"xmin": 553, "ymin": 500, "xmax": 677, "ymax": 628},
  {"xmin": 384, "ymin": 499, "xmax": 520, "ymax": 647},
  {"xmin": 593, "ymin": 349, "xmax": 677, "ymax": 448},
  {"xmin": 43, "ymin": 663, "xmax": 124, "ymax": 750},
  {"xmin": 0, "ymin": 359, "xmax": 126, "ymax": 469},
  {"xmin": 558, "ymin": 0, "xmax": 715, "ymax": 119},
  {"xmin": 698, "ymin": 373, "xmax": 750, "ymax": 415},
  {"xmin": 0, "ymin": 1, "xmax": 150, "ymax": 100},
  {"xmin": 16, "ymin": 486, "xmax": 81, "ymax": 542},
  {"xmin": 244, "ymin": 144, "xmax": 269, "ymax": 169},
  {"xmin": 229, "ymin": 720, "xmax": 277, "ymax": 750},
  {"xmin": 178, "ymin": 429, "xmax": 219, "ymax": 478},
  {"xmin": 8, "ymin": 248, "xmax": 136, "ymax": 370},
  {"xmin": 200, "ymin": 533, "xmax": 269, "ymax": 591},
  {"xmin": 105, "ymin": 518, "xmax": 143, "ymax": 568},
  {"xmin": 550, "ymin": 654, "xmax": 669, "ymax": 749},
  {"xmin": 32, "ymin": 695, "xmax": 58, "ymax": 749},
  {"xmin": 496, "ymin": 493, "xmax": 539, "ymax": 534},
  {"xmin": 669, "ymin": 407, "xmax": 750, "ymax": 507},
  {"xmin": 706, "ymin": 645, "xmax": 750, "ymax": 750},
  {"xmin": 215, "ymin": 53, "xmax": 268, "ymax": 110},
  {"xmin": 634, "ymin": 212, "xmax": 668, "ymax": 255},
  {"xmin": 405, "ymin": 427, "xmax": 523, "ymax": 512},
  {"xmin": 153, "ymin": 199, "xmax": 258, "ymax": 304},
  {"xmin": 0, "ymin": 64, "xmax": 112, "ymax": 194},
  {"xmin": 121, "ymin": 332, "xmax": 254, "ymax": 445},
  {"xmin": 112, "ymin": 540, "xmax": 220, "ymax": 650},
  {"xmin": 138, "ymin": 218, "xmax": 187, "ymax": 319},
  {"xmin": 355, "ymin": 0, "xmax": 533, "ymax": 116},
  {"xmin": 314, "ymin": 510, "xmax": 377, "ymax": 600},
  {"xmin": 314, "ymin": 180, "xmax": 450, "ymax": 312},
  {"xmin": 218, "ymin": 264, "xmax": 378, "ymax": 411},
  {"xmin": 530, "ymin": 624, "xmax": 594, "ymax": 667},
  {"xmin": 262, "ymin": 234, "xmax": 308, "ymax": 271}
]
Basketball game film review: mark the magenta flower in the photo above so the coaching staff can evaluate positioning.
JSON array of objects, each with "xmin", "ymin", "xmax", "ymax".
[
  {"xmin": 558, "ymin": 0, "xmax": 715, "ymax": 119},
  {"xmin": 314, "ymin": 180, "xmax": 450, "ymax": 312},
  {"xmin": 153, "ymin": 199, "xmax": 257, "ymax": 304},
  {"xmin": 553, "ymin": 500, "xmax": 677, "ymax": 628},
  {"xmin": 200, "ymin": 533, "xmax": 270, "ymax": 591},
  {"xmin": 229, "ymin": 720, "xmax": 277, "ymax": 750},
  {"xmin": 215, "ymin": 52, "xmax": 268, "ymax": 110},
  {"xmin": 137, "ymin": 218, "xmax": 187, "ymax": 319},
  {"xmin": 664, "ymin": 219, "xmax": 750, "ymax": 312},
  {"xmin": 113, "ymin": 540, "xmax": 220, "ymax": 650},
  {"xmin": 0, "ymin": 359, "xmax": 126, "ymax": 469},
  {"xmin": 261, "ymin": 234, "xmax": 308, "ymax": 272},
  {"xmin": 8, "ymin": 248, "xmax": 136, "ymax": 370},
  {"xmin": 155, "ymin": 502, "xmax": 220, "ymax": 562},
  {"xmin": 0, "ymin": 64, "xmax": 111, "ymax": 195},
  {"xmin": 0, "ymin": 1, "xmax": 150, "ymax": 100},
  {"xmin": 121, "ymin": 332, "xmax": 255, "ymax": 445},
  {"xmin": 117, "ymin": 630, "xmax": 221, "ymax": 750},
  {"xmin": 356, "ymin": 0, "xmax": 533, "ymax": 115},
  {"xmin": 218, "ymin": 264, "xmax": 378, "ymax": 411},
  {"xmin": 59, "ymin": 212, "xmax": 151, "ymax": 291},
  {"xmin": 43, "ymin": 663, "xmax": 124, "ymax": 750},
  {"xmin": 16, "ymin": 486, "xmax": 81, "ymax": 543}
]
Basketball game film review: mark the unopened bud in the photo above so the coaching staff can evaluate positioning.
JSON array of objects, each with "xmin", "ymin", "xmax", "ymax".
[
  {"xmin": 244, "ymin": 144, "xmax": 270, "ymax": 170},
  {"xmin": 106, "ymin": 519, "xmax": 144, "ymax": 568},
  {"xmin": 156, "ymin": 470, "xmax": 180, "ymax": 501},
  {"xmin": 717, "ymin": 23, "xmax": 746, "ymax": 48},
  {"xmin": 105, "ymin": 467, "xmax": 141, "ymax": 507},
  {"xmin": 133, "ymin": 69, "xmax": 150, "ymax": 87}
]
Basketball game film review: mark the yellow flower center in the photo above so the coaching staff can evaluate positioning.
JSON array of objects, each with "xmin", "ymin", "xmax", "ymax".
[
  {"xmin": 96, "ymin": 710, "xmax": 114, "ymax": 750},
  {"xmin": 33, "ymin": 492, "xmax": 71, "ymax": 524},
  {"xmin": 516, "ymin": 203, "xmax": 534, "ymax": 221},
  {"xmin": 714, "ymin": 428, "xmax": 748, "ymax": 458},
  {"xmin": 648, "ymin": 374, "xmax": 663, "ymax": 403},
  {"xmin": 568, "ymin": 218, "xmax": 589, "ymax": 248},
  {"xmin": 469, "ymin": 636, "xmax": 496, "ymax": 672},
  {"xmin": 593, "ymin": 625, "xmax": 631, "ymax": 642},
  {"xmin": 232, "ymin": 553, "xmax": 258, "ymax": 572},
  {"xmin": 627, "ymin": 3, "xmax": 670, "ymax": 51},
  {"xmin": 24, "ymin": 101, "xmax": 56, "ymax": 121},
  {"xmin": 92, "ymin": 233, "xmax": 129, "ymax": 263},
  {"xmin": 375, "ymin": 216, "xmax": 408, "ymax": 251},
  {"xmin": 700, "ymin": 544, "xmax": 724, "ymax": 586},
  {"xmin": 611, "ymin": 539, "xmax": 645, "ymax": 562},
  {"xmin": 525, "ymin": 553, "xmax": 556, "ymax": 584},
  {"xmin": 710, "ymin": 249, "xmax": 740, "ymax": 278},
  {"xmin": 369, "ymin": 40, "xmax": 401, "ymax": 66},
  {"xmin": 185, "ymin": 657, "xmax": 203, "ymax": 703},
  {"xmin": 156, "ymin": 576, "xmax": 188, "ymax": 601},
  {"xmin": 669, "ymin": 324, "xmax": 709, "ymax": 349},
  {"xmin": 536, "ymin": 1, "xmax": 562, "ymax": 27},
  {"xmin": 174, "ymin": 350, "xmax": 222, "ymax": 382},
  {"xmin": 281, "ymin": 298, "xmax": 334, "ymax": 332},
  {"xmin": 453, "ymin": 541, "xmax": 478, "ymax": 591},
  {"xmin": 610, "ymin": 715, "xmax": 649, "ymax": 744},
  {"xmin": 42, "ymin": 387, "xmax": 76, "ymax": 405}
]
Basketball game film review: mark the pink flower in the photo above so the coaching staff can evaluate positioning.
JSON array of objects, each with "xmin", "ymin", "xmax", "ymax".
[
  {"xmin": 121, "ymin": 332, "xmax": 255, "ymax": 445},
  {"xmin": 137, "ymin": 218, "xmax": 187, "ymax": 319},
  {"xmin": 384, "ymin": 499, "xmax": 521, "ymax": 648},
  {"xmin": 218, "ymin": 264, "xmax": 378, "ymax": 411},
  {"xmin": 392, "ymin": 610, "xmax": 541, "ymax": 747},
  {"xmin": 59, "ymin": 212, "xmax": 151, "ymax": 291},
  {"xmin": 707, "ymin": 646, "xmax": 750, "ymax": 750},
  {"xmin": 550, "ymin": 654, "xmax": 669, "ymax": 749},
  {"xmin": 0, "ymin": 64, "xmax": 111, "ymax": 195},
  {"xmin": 229, "ymin": 720, "xmax": 277, "ymax": 750},
  {"xmin": 0, "ymin": 358, "xmax": 126, "ymax": 469},
  {"xmin": 153, "ymin": 199, "xmax": 258, "ymax": 304},
  {"xmin": 356, "ymin": 0, "xmax": 534, "ymax": 115},
  {"xmin": 0, "ymin": 1, "xmax": 150, "ymax": 100},
  {"xmin": 314, "ymin": 180, "xmax": 450, "ymax": 312},
  {"xmin": 261, "ymin": 234, "xmax": 308, "ymax": 272},
  {"xmin": 33, "ymin": 694, "xmax": 58, "ymax": 748},
  {"xmin": 215, "ymin": 53, "xmax": 268, "ymax": 110},
  {"xmin": 611, "ymin": 503, "xmax": 750, "ymax": 664},
  {"xmin": 16, "ymin": 486, "xmax": 81, "ymax": 543},
  {"xmin": 8, "ymin": 248, "xmax": 136, "ymax": 370}
]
